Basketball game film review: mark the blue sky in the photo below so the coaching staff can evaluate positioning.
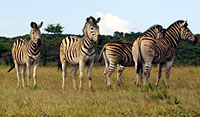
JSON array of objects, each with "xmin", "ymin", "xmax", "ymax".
[{"xmin": 0, "ymin": 0, "xmax": 200, "ymax": 37}]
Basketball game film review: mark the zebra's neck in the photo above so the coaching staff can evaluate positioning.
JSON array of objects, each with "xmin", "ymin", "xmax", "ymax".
[
  {"xmin": 81, "ymin": 35, "xmax": 95, "ymax": 56},
  {"xmin": 162, "ymin": 25, "xmax": 181, "ymax": 48},
  {"xmin": 28, "ymin": 40, "xmax": 40, "ymax": 56}
]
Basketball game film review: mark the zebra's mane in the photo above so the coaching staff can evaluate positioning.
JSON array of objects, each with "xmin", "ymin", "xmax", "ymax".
[
  {"xmin": 82, "ymin": 16, "xmax": 98, "ymax": 37},
  {"xmin": 166, "ymin": 20, "xmax": 187, "ymax": 31},
  {"xmin": 165, "ymin": 20, "xmax": 187, "ymax": 39},
  {"xmin": 142, "ymin": 24, "xmax": 163, "ymax": 37}
]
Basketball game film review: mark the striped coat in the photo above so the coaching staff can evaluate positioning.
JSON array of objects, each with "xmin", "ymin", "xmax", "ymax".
[
  {"xmin": 132, "ymin": 20, "xmax": 198, "ymax": 87},
  {"xmin": 99, "ymin": 25, "xmax": 164, "ymax": 87},
  {"xmin": 8, "ymin": 22, "xmax": 43, "ymax": 88},
  {"xmin": 59, "ymin": 16, "xmax": 102, "ymax": 90}
]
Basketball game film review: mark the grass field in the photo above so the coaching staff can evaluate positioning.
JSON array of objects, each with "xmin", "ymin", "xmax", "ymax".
[{"xmin": 0, "ymin": 66, "xmax": 200, "ymax": 116}]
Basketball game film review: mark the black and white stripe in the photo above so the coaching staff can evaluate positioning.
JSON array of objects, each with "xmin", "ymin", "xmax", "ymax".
[
  {"xmin": 59, "ymin": 16, "xmax": 102, "ymax": 90},
  {"xmin": 8, "ymin": 22, "xmax": 43, "ymax": 88},
  {"xmin": 132, "ymin": 20, "xmax": 198, "ymax": 87},
  {"xmin": 99, "ymin": 25, "xmax": 164, "ymax": 87}
]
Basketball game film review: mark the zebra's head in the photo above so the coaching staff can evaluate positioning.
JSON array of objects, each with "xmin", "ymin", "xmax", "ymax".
[
  {"xmin": 179, "ymin": 21, "xmax": 198, "ymax": 45},
  {"xmin": 143, "ymin": 25, "xmax": 164, "ymax": 39},
  {"xmin": 30, "ymin": 22, "xmax": 43, "ymax": 47},
  {"xmin": 83, "ymin": 16, "xmax": 102, "ymax": 44}
]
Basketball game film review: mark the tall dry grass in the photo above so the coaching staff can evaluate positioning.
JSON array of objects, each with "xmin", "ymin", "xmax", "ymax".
[{"xmin": 0, "ymin": 66, "xmax": 200, "ymax": 116}]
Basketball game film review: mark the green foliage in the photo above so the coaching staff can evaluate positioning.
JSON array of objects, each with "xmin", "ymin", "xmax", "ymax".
[
  {"xmin": 0, "ymin": 32, "xmax": 200, "ymax": 66},
  {"xmin": 44, "ymin": 24, "xmax": 64, "ymax": 34}
]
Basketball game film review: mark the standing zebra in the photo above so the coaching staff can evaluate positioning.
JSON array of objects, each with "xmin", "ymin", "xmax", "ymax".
[
  {"xmin": 132, "ymin": 20, "xmax": 198, "ymax": 87},
  {"xmin": 59, "ymin": 16, "xmax": 102, "ymax": 90},
  {"xmin": 98, "ymin": 25, "xmax": 164, "ymax": 87},
  {"xmin": 8, "ymin": 22, "xmax": 43, "ymax": 88}
]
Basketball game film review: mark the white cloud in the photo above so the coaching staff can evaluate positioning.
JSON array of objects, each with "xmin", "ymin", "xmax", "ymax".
[{"xmin": 97, "ymin": 12, "xmax": 132, "ymax": 35}]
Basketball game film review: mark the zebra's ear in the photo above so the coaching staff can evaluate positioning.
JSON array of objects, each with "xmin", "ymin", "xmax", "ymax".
[
  {"xmin": 181, "ymin": 20, "xmax": 188, "ymax": 27},
  {"xmin": 31, "ymin": 22, "xmax": 37, "ymax": 29},
  {"xmin": 86, "ymin": 17, "xmax": 90, "ymax": 22},
  {"xmin": 96, "ymin": 17, "xmax": 101, "ymax": 23},
  {"xmin": 38, "ymin": 22, "xmax": 43, "ymax": 28}
]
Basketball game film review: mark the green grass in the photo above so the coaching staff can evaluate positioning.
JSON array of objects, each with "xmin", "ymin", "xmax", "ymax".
[{"xmin": 0, "ymin": 66, "xmax": 200, "ymax": 116}]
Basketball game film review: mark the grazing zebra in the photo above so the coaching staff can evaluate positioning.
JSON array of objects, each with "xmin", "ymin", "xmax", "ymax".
[
  {"xmin": 132, "ymin": 20, "xmax": 198, "ymax": 87},
  {"xmin": 98, "ymin": 25, "xmax": 164, "ymax": 87},
  {"xmin": 8, "ymin": 22, "xmax": 43, "ymax": 88},
  {"xmin": 59, "ymin": 16, "xmax": 102, "ymax": 90}
]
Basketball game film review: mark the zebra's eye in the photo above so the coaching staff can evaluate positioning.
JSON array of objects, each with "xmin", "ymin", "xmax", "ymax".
[
  {"xmin": 32, "ymin": 32, "xmax": 35, "ymax": 34},
  {"xmin": 91, "ymin": 27, "xmax": 94, "ymax": 30}
]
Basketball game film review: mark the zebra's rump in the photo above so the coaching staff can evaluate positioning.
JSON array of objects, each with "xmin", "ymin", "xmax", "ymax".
[{"xmin": 140, "ymin": 38, "xmax": 175, "ymax": 64}]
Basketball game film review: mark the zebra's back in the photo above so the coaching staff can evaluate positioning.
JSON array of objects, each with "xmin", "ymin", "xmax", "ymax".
[{"xmin": 104, "ymin": 41, "xmax": 134, "ymax": 66}]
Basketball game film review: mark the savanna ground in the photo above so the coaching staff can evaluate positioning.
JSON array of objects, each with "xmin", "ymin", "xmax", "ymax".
[{"xmin": 0, "ymin": 66, "xmax": 200, "ymax": 116}]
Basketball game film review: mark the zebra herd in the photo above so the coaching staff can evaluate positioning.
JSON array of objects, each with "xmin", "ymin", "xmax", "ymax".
[{"xmin": 7, "ymin": 16, "xmax": 198, "ymax": 90}]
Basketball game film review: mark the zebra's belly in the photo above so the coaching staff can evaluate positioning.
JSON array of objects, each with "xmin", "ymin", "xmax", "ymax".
[
  {"xmin": 66, "ymin": 57, "xmax": 79, "ymax": 65},
  {"xmin": 120, "ymin": 61, "xmax": 135, "ymax": 66},
  {"xmin": 152, "ymin": 56, "xmax": 174, "ymax": 64}
]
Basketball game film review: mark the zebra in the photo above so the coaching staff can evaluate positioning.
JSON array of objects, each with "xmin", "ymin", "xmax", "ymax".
[
  {"xmin": 59, "ymin": 16, "xmax": 102, "ymax": 90},
  {"xmin": 8, "ymin": 22, "xmax": 43, "ymax": 88},
  {"xmin": 132, "ymin": 20, "xmax": 198, "ymax": 87},
  {"xmin": 98, "ymin": 25, "xmax": 164, "ymax": 87}
]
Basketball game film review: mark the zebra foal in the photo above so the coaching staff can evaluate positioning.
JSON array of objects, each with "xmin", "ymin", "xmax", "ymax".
[
  {"xmin": 132, "ymin": 20, "xmax": 198, "ymax": 87},
  {"xmin": 98, "ymin": 25, "xmax": 164, "ymax": 87},
  {"xmin": 8, "ymin": 22, "xmax": 43, "ymax": 88},
  {"xmin": 59, "ymin": 16, "xmax": 102, "ymax": 90}
]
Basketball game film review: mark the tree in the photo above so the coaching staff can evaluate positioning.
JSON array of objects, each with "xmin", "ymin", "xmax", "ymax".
[
  {"xmin": 44, "ymin": 24, "xmax": 64, "ymax": 34},
  {"xmin": 113, "ymin": 31, "xmax": 124, "ymax": 37}
]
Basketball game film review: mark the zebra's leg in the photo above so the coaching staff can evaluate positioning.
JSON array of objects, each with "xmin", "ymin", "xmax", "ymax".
[
  {"xmin": 156, "ymin": 63, "xmax": 164, "ymax": 86},
  {"xmin": 135, "ymin": 62, "xmax": 142, "ymax": 86},
  {"xmin": 33, "ymin": 60, "xmax": 39, "ymax": 88},
  {"xmin": 61, "ymin": 60, "xmax": 67, "ymax": 89},
  {"xmin": 139, "ymin": 66, "xmax": 143, "ymax": 86},
  {"xmin": 165, "ymin": 60, "xmax": 173, "ymax": 88},
  {"xmin": 107, "ymin": 62, "xmax": 116, "ymax": 87},
  {"xmin": 87, "ymin": 60, "xmax": 94, "ymax": 90},
  {"xmin": 14, "ymin": 61, "xmax": 20, "ymax": 88},
  {"xmin": 79, "ymin": 60, "xmax": 85, "ymax": 90},
  {"xmin": 117, "ymin": 64, "xmax": 125, "ymax": 86},
  {"xmin": 104, "ymin": 66, "xmax": 108, "ymax": 85},
  {"xmin": 103, "ymin": 51, "xmax": 109, "ymax": 85},
  {"xmin": 21, "ymin": 64, "xmax": 26, "ymax": 88},
  {"xmin": 26, "ymin": 63, "xmax": 31, "ymax": 86},
  {"xmin": 143, "ymin": 62, "xmax": 152, "ymax": 86},
  {"xmin": 71, "ymin": 65, "xmax": 78, "ymax": 89}
]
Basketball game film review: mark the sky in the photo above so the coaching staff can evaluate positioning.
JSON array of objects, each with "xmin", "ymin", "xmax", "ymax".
[{"xmin": 0, "ymin": 0, "xmax": 200, "ymax": 37}]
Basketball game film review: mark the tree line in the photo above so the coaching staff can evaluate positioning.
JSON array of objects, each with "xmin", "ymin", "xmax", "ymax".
[{"xmin": 0, "ymin": 25, "xmax": 200, "ymax": 66}]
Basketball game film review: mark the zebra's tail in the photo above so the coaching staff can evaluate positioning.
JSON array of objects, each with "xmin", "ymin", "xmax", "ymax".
[
  {"xmin": 7, "ymin": 64, "xmax": 15, "ymax": 73},
  {"xmin": 132, "ymin": 39, "xmax": 143, "ymax": 71},
  {"xmin": 97, "ymin": 45, "xmax": 106, "ymax": 63},
  {"xmin": 57, "ymin": 55, "xmax": 62, "ymax": 71},
  {"xmin": 57, "ymin": 61, "xmax": 62, "ymax": 71}
]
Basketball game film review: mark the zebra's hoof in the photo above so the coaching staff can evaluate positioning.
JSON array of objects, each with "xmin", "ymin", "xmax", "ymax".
[
  {"xmin": 136, "ymin": 84, "xmax": 140, "ymax": 87},
  {"xmin": 106, "ymin": 85, "xmax": 112, "ymax": 89},
  {"xmin": 33, "ymin": 85, "xmax": 37, "ymax": 89},
  {"xmin": 90, "ymin": 87, "xmax": 95, "ymax": 92}
]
